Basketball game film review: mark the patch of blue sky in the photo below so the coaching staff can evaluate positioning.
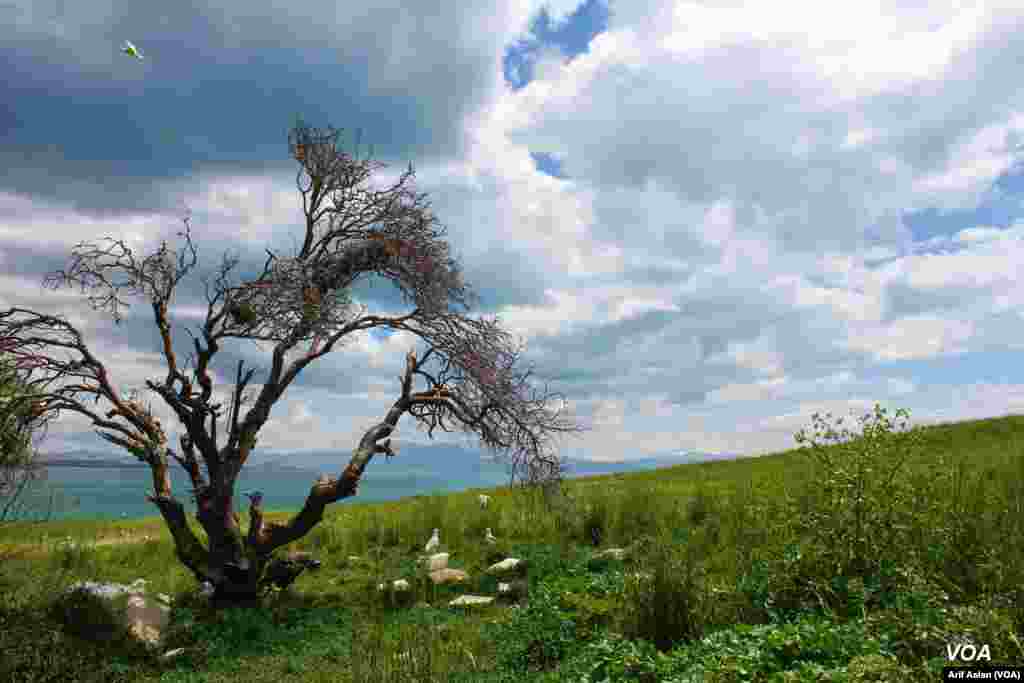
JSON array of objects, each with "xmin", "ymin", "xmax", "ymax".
[
  {"xmin": 531, "ymin": 151, "xmax": 567, "ymax": 178},
  {"xmin": 900, "ymin": 163, "xmax": 1024, "ymax": 246},
  {"xmin": 368, "ymin": 327, "xmax": 395, "ymax": 342},
  {"xmin": 502, "ymin": 0, "xmax": 609, "ymax": 92},
  {"xmin": 858, "ymin": 348, "xmax": 1024, "ymax": 392}
]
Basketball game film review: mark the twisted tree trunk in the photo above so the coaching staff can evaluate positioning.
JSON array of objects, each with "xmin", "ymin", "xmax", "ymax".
[
  {"xmin": 147, "ymin": 490, "xmax": 327, "ymax": 608},
  {"xmin": 146, "ymin": 426, "xmax": 385, "ymax": 608}
]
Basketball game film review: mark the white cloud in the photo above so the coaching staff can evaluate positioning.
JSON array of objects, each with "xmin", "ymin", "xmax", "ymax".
[
  {"xmin": 843, "ymin": 315, "xmax": 977, "ymax": 361},
  {"xmin": 4, "ymin": 0, "xmax": 1024, "ymax": 470}
]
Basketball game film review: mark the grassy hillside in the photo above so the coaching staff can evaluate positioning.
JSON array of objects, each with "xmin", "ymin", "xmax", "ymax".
[{"xmin": 1, "ymin": 405, "xmax": 1022, "ymax": 681}]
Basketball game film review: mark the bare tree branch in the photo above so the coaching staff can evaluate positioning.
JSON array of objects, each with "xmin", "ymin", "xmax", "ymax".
[
  {"xmin": 0, "ymin": 120, "xmax": 588, "ymax": 607},
  {"xmin": 0, "ymin": 310, "xmax": 176, "ymax": 498}
]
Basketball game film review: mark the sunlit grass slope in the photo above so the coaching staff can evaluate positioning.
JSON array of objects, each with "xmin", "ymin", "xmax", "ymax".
[{"xmin": 1, "ymin": 406, "xmax": 1022, "ymax": 682}]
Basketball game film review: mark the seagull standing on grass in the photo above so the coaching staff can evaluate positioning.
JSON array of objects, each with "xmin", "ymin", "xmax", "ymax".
[
  {"xmin": 425, "ymin": 528, "xmax": 440, "ymax": 553},
  {"xmin": 484, "ymin": 528, "xmax": 496, "ymax": 545},
  {"xmin": 122, "ymin": 40, "xmax": 144, "ymax": 59}
]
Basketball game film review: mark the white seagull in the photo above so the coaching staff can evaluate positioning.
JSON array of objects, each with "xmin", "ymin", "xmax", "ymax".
[
  {"xmin": 425, "ymin": 528, "xmax": 440, "ymax": 553},
  {"xmin": 484, "ymin": 528, "xmax": 496, "ymax": 545},
  {"xmin": 122, "ymin": 40, "xmax": 144, "ymax": 60}
]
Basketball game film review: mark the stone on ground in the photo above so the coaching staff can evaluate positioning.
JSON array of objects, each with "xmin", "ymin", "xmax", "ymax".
[
  {"xmin": 54, "ymin": 579, "xmax": 178, "ymax": 654},
  {"xmin": 486, "ymin": 557, "xmax": 528, "ymax": 576},
  {"xmin": 429, "ymin": 568, "xmax": 469, "ymax": 585},
  {"xmin": 420, "ymin": 552, "xmax": 449, "ymax": 571},
  {"xmin": 449, "ymin": 595, "xmax": 494, "ymax": 607}
]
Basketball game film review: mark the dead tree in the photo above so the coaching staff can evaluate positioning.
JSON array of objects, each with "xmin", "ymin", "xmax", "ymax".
[{"xmin": 0, "ymin": 121, "xmax": 587, "ymax": 607}]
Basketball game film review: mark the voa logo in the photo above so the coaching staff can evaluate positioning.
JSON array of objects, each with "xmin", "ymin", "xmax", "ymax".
[{"xmin": 947, "ymin": 639, "xmax": 991, "ymax": 662}]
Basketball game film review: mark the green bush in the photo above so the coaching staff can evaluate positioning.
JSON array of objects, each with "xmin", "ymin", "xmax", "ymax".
[
  {"xmin": 618, "ymin": 524, "xmax": 715, "ymax": 652},
  {"xmin": 485, "ymin": 581, "xmax": 580, "ymax": 673},
  {"xmin": 865, "ymin": 602, "xmax": 1024, "ymax": 666},
  {"xmin": 843, "ymin": 653, "xmax": 914, "ymax": 682},
  {"xmin": 793, "ymin": 403, "xmax": 925, "ymax": 578},
  {"xmin": 559, "ymin": 633, "xmax": 662, "ymax": 682}
]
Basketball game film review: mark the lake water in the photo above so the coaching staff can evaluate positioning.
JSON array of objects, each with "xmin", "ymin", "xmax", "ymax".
[
  {"xmin": 10, "ymin": 463, "xmax": 511, "ymax": 522},
  {"xmin": 5, "ymin": 446, "xmax": 720, "ymax": 523}
]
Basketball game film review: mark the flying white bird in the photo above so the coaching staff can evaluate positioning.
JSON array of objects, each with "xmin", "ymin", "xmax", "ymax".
[
  {"xmin": 122, "ymin": 40, "xmax": 143, "ymax": 60},
  {"xmin": 484, "ymin": 528, "xmax": 496, "ymax": 545},
  {"xmin": 425, "ymin": 528, "xmax": 440, "ymax": 553}
]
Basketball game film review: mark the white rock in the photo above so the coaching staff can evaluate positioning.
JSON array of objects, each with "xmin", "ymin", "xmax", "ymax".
[
  {"xmin": 60, "ymin": 580, "xmax": 171, "ymax": 649},
  {"xmin": 487, "ymin": 558, "xmax": 525, "ymax": 575},
  {"xmin": 429, "ymin": 568, "xmax": 469, "ymax": 585},
  {"xmin": 449, "ymin": 595, "xmax": 494, "ymax": 607},
  {"xmin": 421, "ymin": 552, "xmax": 449, "ymax": 571},
  {"xmin": 66, "ymin": 581, "xmax": 140, "ymax": 600}
]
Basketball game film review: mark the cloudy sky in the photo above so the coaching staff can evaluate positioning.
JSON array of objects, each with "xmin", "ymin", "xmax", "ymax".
[{"xmin": 2, "ymin": 0, "xmax": 1023, "ymax": 468}]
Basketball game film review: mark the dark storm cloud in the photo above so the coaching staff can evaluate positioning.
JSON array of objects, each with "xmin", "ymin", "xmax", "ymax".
[{"xmin": 0, "ymin": 0, "xmax": 500, "ymax": 215}]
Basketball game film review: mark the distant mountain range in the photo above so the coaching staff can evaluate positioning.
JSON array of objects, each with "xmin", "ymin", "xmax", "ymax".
[
  {"xmin": 35, "ymin": 444, "xmax": 742, "ymax": 483},
  {"xmin": 561, "ymin": 450, "xmax": 743, "ymax": 478}
]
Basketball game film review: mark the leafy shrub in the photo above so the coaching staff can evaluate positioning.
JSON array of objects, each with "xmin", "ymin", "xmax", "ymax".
[
  {"xmin": 683, "ymin": 614, "xmax": 888, "ymax": 682},
  {"xmin": 559, "ymin": 633, "xmax": 662, "ymax": 682},
  {"xmin": 755, "ymin": 541, "xmax": 836, "ymax": 622},
  {"xmin": 485, "ymin": 582, "xmax": 580, "ymax": 673},
  {"xmin": 793, "ymin": 403, "xmax": 925, "ymax": 578},
  {"xmin": 619, "ymin": 524, "xmax": 714, "ymax": 651},
  {"xmin": 843, "ymin": 653, "xmax": 914, "ymax": 682},
  {"xmin": 734, "ymin": 556, "xmax": 775, "ymax": 624},
  {"xmin": 865, "ymin": 602, "xmax": 1024, "ymax": 666}
]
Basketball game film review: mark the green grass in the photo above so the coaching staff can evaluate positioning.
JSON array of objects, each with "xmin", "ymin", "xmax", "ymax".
[{"xmin": 1, "ymin": 405, "xmax": 1022, "ymax": 681}]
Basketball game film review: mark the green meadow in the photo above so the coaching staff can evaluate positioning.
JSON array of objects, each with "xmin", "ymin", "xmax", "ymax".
[{"xmin": 1, "ymin": 404, "xmax": 1022, "ymax": 682}]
